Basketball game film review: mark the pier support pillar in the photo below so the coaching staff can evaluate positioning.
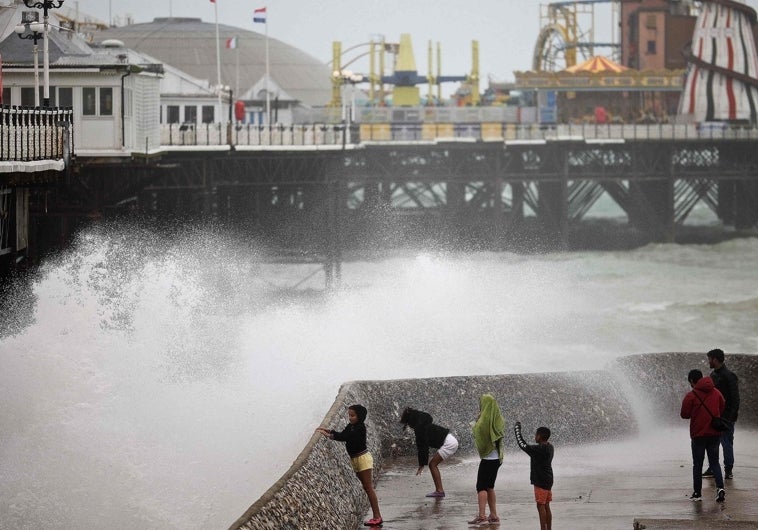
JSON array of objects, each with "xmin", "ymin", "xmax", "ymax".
[
  {"xmin": 718, "ymin": 180, "xmax": 737, "ymax": 226},
  {"xmin": 537, "ymin": 181, "xmax": 568, "ymax": 249},
  {"xmin": 735, "ymin": 180, "xmax": 758, "ymax": 230},
  {"xmin": 628, "ymin": 178, "xmax": 674, "ymax": 242}
]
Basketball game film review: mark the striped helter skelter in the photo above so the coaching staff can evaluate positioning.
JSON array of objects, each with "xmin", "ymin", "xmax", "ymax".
[{"xmin": 678, "ymin": 0, "xmax": 758, "ymax": 123}]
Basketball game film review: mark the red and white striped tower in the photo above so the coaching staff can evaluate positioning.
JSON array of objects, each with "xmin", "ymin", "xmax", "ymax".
[{"xmin": 679, "ymin": 0, "xmax": 758, "ymax": 123}]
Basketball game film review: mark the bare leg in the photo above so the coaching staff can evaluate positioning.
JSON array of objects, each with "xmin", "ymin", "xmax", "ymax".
[
  {"xmin": 476, "ymin": 490, "xmax": 487, "ymax": 517},
  {"xmin": 544, "ymin": 502, "xmax": 552, "ymax": 530},
  {"xmin": 486, "ymin": 488, "xmax": 498, "ymax": 520},
  {"xmin": 357, "ymin": 469, "xmax": 382, "ymax": 519},
  {"xmin": 428, "ymin": 453, "xmax": 444, "ymax": 493},
  {"xmin": 537, "ymin": 504, "xmax": 547, "ymax": 530}
]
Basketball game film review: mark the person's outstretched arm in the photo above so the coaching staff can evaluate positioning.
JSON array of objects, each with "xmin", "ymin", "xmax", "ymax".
[{"xmin": 514, "ymin": 421, "xmax": 538, "ymax": 456}]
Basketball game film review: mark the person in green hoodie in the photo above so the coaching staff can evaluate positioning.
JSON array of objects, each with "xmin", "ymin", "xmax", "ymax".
[{"xmin": 467, "ymin": 393, "xmax": 505, "ymax": 526}]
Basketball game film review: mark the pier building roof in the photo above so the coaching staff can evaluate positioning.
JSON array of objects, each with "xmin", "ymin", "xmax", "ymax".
[{"xmin": 93, "ymin": 18, "xmax": 332, "ymax": 107}]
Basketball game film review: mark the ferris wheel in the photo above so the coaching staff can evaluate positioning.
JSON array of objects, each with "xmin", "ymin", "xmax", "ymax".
[{"xmin": 532, "ymin": 0, "xmax": 620, "ymax": 72}]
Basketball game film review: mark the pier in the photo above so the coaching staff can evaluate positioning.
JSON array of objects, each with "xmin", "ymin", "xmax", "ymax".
[
  {"xmin": 69, "ymin": 121, "xmax": 758, "ymax": 249},
  {"xmin": 3, "ymin": 119, "xmax": 758, "ymax": 277}
]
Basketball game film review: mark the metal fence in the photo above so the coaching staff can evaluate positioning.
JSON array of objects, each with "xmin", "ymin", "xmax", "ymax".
[
  {"xmin": 160, "ymin": 121, "xmax": 758, "ymax": 147},
  {"xmin": 0, "ymin": 106, "xmax": 74, "ymax": 162},
  {"xmin": 160, "ymin": 123, "xmax": 351, "ymax": 147}
]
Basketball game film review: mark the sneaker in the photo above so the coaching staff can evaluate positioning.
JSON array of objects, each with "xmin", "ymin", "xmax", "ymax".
[
  {"xmin": 364, "ymin": 517, "xmax": 383, "ymax": 526},
  {"xmin": 725, "ymin": 468, "xmax": 733, "ymax": 480},
  {"xmin": 689, "ymin": 492, "xmax": 702, "ymax": 501},
  {"xmin": 702, "ymin": 468, "xmax": 714, "ymax": 478},
  {"xmin": 425, "ymin": 491, "xmax": 445, "ymax": 498},
  {"xmin": 468, "ymin": 515, "xmax": 488, "ymax": 526},
  {"xmin": 716, "ymin": 488, "xmax": 725, "ymax": 503}
]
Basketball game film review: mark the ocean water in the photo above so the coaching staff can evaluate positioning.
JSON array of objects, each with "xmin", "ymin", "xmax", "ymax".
[{"xmin": 1, "ymin": 224, "xmax": 757, "ymax": 529}]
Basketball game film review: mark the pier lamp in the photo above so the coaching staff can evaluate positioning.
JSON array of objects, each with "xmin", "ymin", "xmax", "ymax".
[
  {"xmin": 23, "ymin": 0, "xmax": 65, "ymax": 107},
  {"xmin": 332, "ymin": 69, "xmax": 365, "ymax": 123},
  {"xmin": 14, "ymin": 20, "xmax": 44, "ymax": 107}
]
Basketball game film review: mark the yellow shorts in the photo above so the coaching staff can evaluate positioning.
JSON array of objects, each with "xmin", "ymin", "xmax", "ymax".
[
  {"xmin": 534, "ymin": 485, "xmax": 552, "ymax": 505},
  {"xmin": 351, "ymin": 452, "xmax": 374, "ymax": 473}
]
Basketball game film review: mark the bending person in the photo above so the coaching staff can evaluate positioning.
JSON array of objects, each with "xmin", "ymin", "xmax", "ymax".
[{"xmin": 400, "ymin": 407, "xmax": 459, "ymax": 498}]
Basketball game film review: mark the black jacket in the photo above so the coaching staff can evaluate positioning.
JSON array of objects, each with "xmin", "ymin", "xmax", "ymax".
[
  {"xmin": 331, "ymin": 423, "xmax": 368, "ymax": 458},
  {"xmin": 711, "ymin": 364, "xmax": 740, "ymax": 422},
  {"xmin": 515, "ymin": 423, "xmax": 554, "ymax": 490},
  {"xmin": 403, "ymin": 409, "xmax": 451, "ymax": 467}
]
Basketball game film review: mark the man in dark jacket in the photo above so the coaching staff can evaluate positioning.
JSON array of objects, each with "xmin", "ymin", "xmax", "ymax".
[
  {"xmin": 703, "ymin": 348, "xmax": 740, "ymax": 480},
  {"xmin": 681, "ymin": 369, "xmax": 726, "ymax": 503}
]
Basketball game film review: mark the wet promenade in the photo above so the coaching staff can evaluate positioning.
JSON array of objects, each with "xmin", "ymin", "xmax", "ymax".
[{"xmin": 364, "ymin": 428, "xmax": 758, "ymax": 529}]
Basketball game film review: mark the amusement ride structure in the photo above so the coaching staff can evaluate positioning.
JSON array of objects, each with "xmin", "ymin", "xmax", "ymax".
[
  {"xmin": 678, "ymin": 0, "xmax": 758, "ymax": 123},
  {"xmin": 329, "ymin": 34, "xmax": 479, "ymax": 108},
  {"xmin": 532, "ymin": 0, "xmax": 620, "ymax": 72}
]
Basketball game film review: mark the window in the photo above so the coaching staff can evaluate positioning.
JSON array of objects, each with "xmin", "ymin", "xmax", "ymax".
[
  {"xmin": 83, "ymin": 87, "xmax": 96, "ymax": 115},
  {"xmin": 647, "ymin": 40, "xmax": 656, "ymax": 54},
  {"xmin": 100, "ymin": 87, "xmax": 113, "ymax": 116},
  {"xmin": 1, "ymin": 88, "xmax": 10, "ymax": 105},
  {"xmin": 184, "ymin": 105, "xmax": 197, "ymax": 123},
  {"xmin": 645, "ymin": 14, "xmax": 657, "ymax": 29},
  {"xmin": 21, "ymin": 87, "xmax": 36, "ymax": 107},
  {"xmin": 58, "ymin": 87, "xmax": 73, "ymax": 108},
  {"xmin": 83, "ymin": 87, "xmax": 114, "ymax": 116},
  {"xmin": 202, "ymin": 105, "xmax": 215, "ymax": 124},
  {"xmin": 166, "ymin": 105, "xmax": 180, "ymax": 124}
]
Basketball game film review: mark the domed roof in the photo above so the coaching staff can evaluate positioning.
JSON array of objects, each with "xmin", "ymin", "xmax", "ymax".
[{"xmin": 95, "ymin": 17, "xmax": 331, "ymax": 107}]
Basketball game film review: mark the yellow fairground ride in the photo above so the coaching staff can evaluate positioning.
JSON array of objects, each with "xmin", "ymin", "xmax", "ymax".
[{"xmin": 330, "ymin": 33, "xmax": 479, "ymax": 107}]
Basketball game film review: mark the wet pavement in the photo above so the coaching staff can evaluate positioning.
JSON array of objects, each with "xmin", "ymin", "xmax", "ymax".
[{"xmin": 362, "ymin": 428, "xmax": 758, "ymax": 529}]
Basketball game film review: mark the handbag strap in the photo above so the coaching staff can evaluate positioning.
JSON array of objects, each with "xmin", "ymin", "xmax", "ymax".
[{"xmin": 692, "ymin": 389, "xmax": 716, "ymax": 419}]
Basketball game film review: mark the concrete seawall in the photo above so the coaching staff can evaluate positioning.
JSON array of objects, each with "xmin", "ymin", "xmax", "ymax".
[{"xmin": 229, "ymin": 352, "xmax": 757, "ymax": 530}]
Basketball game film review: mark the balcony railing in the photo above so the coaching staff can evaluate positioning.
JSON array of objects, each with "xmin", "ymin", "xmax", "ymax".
[{"xmin": 0, "ymin": 106, "xmax": 74, "ymax": 162}]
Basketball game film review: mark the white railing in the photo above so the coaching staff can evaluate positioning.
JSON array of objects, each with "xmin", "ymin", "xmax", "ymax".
[{"xmin": 0, "ymin": 106, "xmax": 74, "ymax": 162}]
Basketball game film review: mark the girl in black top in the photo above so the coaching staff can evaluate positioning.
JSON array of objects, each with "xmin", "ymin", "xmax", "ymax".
[{"xmin": 316, "ymin": 404, "xmax": 383, "ymax": 526}]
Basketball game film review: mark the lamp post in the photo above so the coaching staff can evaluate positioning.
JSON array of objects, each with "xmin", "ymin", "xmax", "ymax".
[
  {"xmin": 332, "ymin": 69, "xmax": 365, "ymax": 142},
  {"xmin": 221, "ymin": 85, "xmax": 234, "ymax": 147},
  {"xmin": 14, "ymin": 21, "xmax": 44, "ymax": 107},
  {"xmin": 23, "ymin": 0, "xmax": 65, "ymax": 107}
]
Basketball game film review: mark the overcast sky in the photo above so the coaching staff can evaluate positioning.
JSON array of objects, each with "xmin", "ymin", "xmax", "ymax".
[{"xmin": 72, "ymin": 0, "xmax": 758, "ymax": 87}]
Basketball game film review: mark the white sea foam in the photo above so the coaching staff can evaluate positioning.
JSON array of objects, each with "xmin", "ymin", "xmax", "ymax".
[{"xmin": 1, "ymin": 227, "xmax": 757, "ymax": 528}]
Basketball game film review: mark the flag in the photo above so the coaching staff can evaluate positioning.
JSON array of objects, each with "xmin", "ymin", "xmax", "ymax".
[
  {"xmin": 225, "ymin": 37, "xmax": 237, "ymax": 49},
  {"xmin": 253, "ymin": 7, "xmax": 266, "ymax": 24}
]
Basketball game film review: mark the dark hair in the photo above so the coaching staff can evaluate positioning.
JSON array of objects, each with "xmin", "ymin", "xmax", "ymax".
[
  {"xmin": 536, "ymin": 426, "xmax": 551, "ymax": 441},
  {"xmin": 349, "ymin": 404, "xmax": 368, "ymax": 423},
  {"xmin": 707, "ymin": 348, "xmax": 725, "ymax": 363},
  {"xmin": 399, "ymin": 407, "xmax": 414, "ymax": 429},
  {"xmin": 688, "ymin": 369, "xmax": 703, "ymax": 383}
]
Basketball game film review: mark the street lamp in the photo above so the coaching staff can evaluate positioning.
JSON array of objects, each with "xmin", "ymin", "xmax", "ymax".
[
  {"xmin": 23, "ymin": 0, "xmax": 65, "ymax": 107},
  {"xmin": 14, "ymin": 21, "xmax": 44, "ymax": 107},
  {"xmin": 332, "ymin": 69, "xmax": 365, "ymax": 123}
]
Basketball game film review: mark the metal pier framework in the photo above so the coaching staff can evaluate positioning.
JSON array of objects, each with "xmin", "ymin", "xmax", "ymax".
[{"xmin": 62, "ymin": 133, "xmax": 758, "ymax": 262}]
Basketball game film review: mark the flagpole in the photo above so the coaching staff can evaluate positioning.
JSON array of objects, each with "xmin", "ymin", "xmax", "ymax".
[
  {"xmin": 265, "ymin": 16, "xmax": 270, "ymax": 125},
  {"xmin": 214, "ymin": 0, "xmax": 223, "ymax": 121},
  {"xmin": 235, "ymin": 35, "xmax": 240, "ymax": 98}
]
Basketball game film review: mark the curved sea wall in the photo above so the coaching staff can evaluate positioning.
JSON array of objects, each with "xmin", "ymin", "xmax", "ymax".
[{"xmin": 229, "ymin": 352, "xmax": 757, "ymax": 530}]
